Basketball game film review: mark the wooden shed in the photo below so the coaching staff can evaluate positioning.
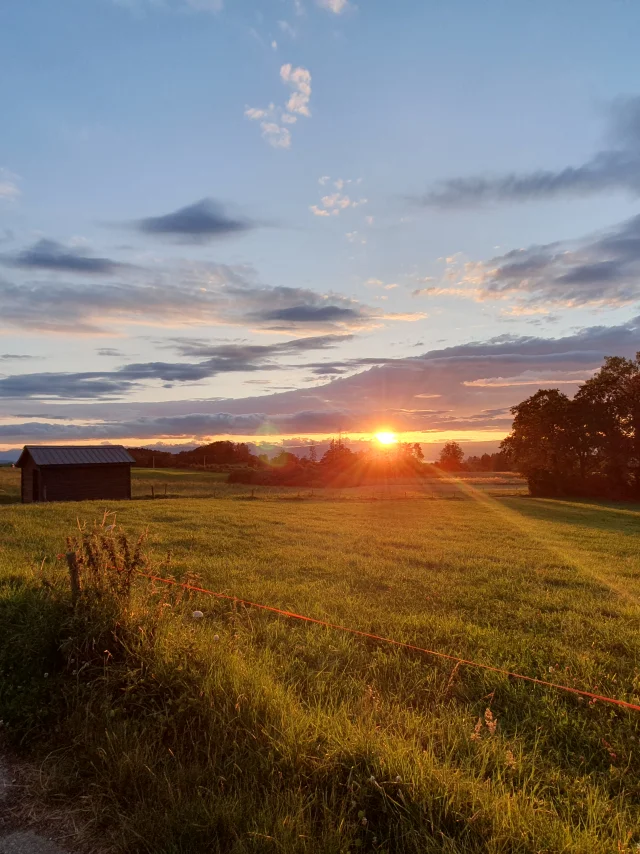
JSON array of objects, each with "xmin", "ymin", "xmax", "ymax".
[{"xmin": 16, "ymin": 445, "xmax": 135, "ymax": 504}]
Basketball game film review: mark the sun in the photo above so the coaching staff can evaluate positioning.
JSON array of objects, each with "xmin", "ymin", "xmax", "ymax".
[{"xmin": 375, "ymin": 431, "xmax": 398, "ymax": 445}]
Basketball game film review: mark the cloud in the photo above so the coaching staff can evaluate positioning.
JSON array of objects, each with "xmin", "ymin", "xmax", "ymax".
[
  {"xmin": 135, "ymin": 198, "xmax": 254, "ymax": 242},
  {"xmin": 246, "ymin": 64, "xmax": 311, "ymax": 149},
  {"xmin": 256, "ymin": 305, "xmax": 361, "ymax": 324},
  {"xmin": 453, "ymin": 212, "xmax": 640, "ymax": 310},
  {"xmin": 316, "ymin": 0, "xmax": 350, "ymax": 13},
  {"xmin": 280, "ymin": 63, "xmax": 312, "ymax": 117},
  {"xmin": 0, "ymin": 334, "xmax": 353, "ymax": 401},
  {"xmin": 417, "ymin": 96, "xmax": 640, "ymax": 208},
  {"xmin": 112, "ymin": 0, "xmax": 223, "ymax": 14},
  {"xmin": 260, "ymin": 122, "xmax": 292, "ymax": 149},
  {"xmin": 0, "ymin": 354, "xmax": 34, "ymax": 361},
  {"xmin": 96, "ymin": 348, "xmax": 124, "ymax": 357},
  {"xmin": 309, "ymin": 178, "xmax": 367, "ymax": 217},
  {"xmin": 463, "ymin": 370, "xmax": 595, "ymax": 388},
  {"xmin": 0, "ymin": 254, "xmax": 421, "ymax": 335},
  {"xmin": 278, "ymin": 20, "xmax": 297, "ymax": 38},
  {"xmin": 0, "ymin": 372, "xmax": 134, "ymax": 400},
  {"xmin": 6, "ymin": 316, "xmax": 640, "ymax": 443},
  {"xmin": 0, "ymin": 169, "xmax": 21, "ymax": 201},
  {"xmin": 3, "ymin": 239, "xmax": 129, "ymax": 275}
]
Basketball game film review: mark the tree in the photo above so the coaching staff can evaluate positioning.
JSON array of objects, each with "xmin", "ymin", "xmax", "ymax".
[
  {"xmin": 308, "ymin": 442, "xmax": 317, "ymax": 463},
  {"xmin": 574, "ymin": 354, "xmax": 640, "ymax": 495},
  {"xmin": 321, "ymin": 438, "xmax": 353, "ymax": 468},
  {"xmin": 438, "ymin": 441, "xmax": 464, "ymax": 471},
  {"xmin": 501, "ymin": 388, "xmax": 584, "ymax": 496}
]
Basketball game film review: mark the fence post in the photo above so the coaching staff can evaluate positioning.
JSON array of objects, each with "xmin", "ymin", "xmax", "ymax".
[
  {"xmin": 66, "ymin": 551, "xmax": 81, "ymax": 606},
  {"xmin": 151, "ymin": 485, "xmax": 155, "ymax": 499}
]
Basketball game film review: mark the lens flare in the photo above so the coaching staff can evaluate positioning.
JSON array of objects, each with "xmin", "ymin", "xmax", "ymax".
[{"xmin": 375, "ymin": 431, "xmax": 397, "ymax": 445}]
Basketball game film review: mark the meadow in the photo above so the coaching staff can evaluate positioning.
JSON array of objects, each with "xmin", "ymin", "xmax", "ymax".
[{"xmin": 0, "ymin": 466, "xmax": 639, "ymax": 853}]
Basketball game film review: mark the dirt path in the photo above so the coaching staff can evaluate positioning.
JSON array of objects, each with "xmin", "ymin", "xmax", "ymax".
[{"xmin": 0, "ymin": 758, "xmax": 71, "ymax": 854}]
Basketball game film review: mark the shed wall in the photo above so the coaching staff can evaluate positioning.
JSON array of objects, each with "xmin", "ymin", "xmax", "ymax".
[
  {"xmin": 39, "ymin": 464, "xmax": 132, "ymax": 502},
  {"xmin": 20, "ymin": 457, "xmax": 36, "ymax": 504}
]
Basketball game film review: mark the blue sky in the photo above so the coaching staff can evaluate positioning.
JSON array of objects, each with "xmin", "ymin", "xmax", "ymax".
[{"xmin": 2, "ymin": 0, "xmax": 640, "ymax": 453}]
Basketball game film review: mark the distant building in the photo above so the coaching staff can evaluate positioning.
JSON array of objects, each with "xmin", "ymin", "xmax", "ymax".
[{"xmin": 16, "ymin": 445, "xmax": 135, "ymax": 504}]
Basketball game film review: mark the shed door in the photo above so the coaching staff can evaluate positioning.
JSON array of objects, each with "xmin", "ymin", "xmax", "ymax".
[{"xmin": 32, "ymin": 470, "xmax": 40, "ymax": 502}]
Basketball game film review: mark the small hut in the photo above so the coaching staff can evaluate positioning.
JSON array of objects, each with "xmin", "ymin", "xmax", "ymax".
[{"xmin": 16, "ymin": 445, "xmax": 135, "ymax": 504}]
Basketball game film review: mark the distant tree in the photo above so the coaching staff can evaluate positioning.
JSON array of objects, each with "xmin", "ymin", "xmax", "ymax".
[
  {"xmin": 321, "ymin": 437, "xmax": 353, "ymax": 468},
  {"xmin": 271, "ymin": 450, "xmax": 300, "ymax": 468},
  {"xmin": 308, "ymin": 442, "xmax": 317, "ymax": 463},
  {"xmin": 438, "ymin": 441, "xmax": 464, "ymax": 471},
  {"xmin": 413, "ymin": 442, "xmax": 424, "ymax": 462}
]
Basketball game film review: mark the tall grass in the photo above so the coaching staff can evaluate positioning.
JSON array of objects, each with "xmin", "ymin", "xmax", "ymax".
[{"xmin": 0, "ymin": 497, "xmax": 639, "ymax": 852}]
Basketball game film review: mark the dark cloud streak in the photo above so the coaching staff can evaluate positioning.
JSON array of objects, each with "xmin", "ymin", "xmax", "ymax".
[
  {"xmin": 135, "ymin": 198, "xmax": 255, "ymax": 243},
  {"xmin": 416, "ymin": 96, "xmax": 640, "ymax": 208},
  {"xmin": 3, "ymin": 239, "xmax": 129, "ymax": 275}
]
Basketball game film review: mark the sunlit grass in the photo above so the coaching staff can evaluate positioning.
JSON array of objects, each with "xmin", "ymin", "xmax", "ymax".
[{"xmin": 0, "ymin": 468, "xmax": 639, "ymax": 852}]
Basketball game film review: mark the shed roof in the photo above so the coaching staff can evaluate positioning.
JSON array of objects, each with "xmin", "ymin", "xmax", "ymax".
[{"xmin": 17, "ymin": 445, "xmax": 135, "ymax": 467}]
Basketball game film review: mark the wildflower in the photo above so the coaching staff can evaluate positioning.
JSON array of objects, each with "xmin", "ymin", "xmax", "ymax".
[
  {"xmin": 213, "ymin": 634, "xmax": 220, "ymax": 642},
  {"xmin": 192, "ymin": 610, "xmax": 204, "ymax": 620},
  {"xmin": 395, "ymin": 775, "xmax": 402, "ymax": 783},
  {"xmin": 484, "ymin": 708, "xmax": 497, "ymax": 735},
  {"xmin": 505, "ymin": 749, "xmax": 517, "ymax": 770},
  {"xmin": 470, "ymin": 717, "xmax": 483, "ymax": 741}
]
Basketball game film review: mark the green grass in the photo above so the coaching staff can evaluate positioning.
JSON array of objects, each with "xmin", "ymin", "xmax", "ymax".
[
  {"xmin": 0, "ymin": 469, "xmax": 639, "ymax": 852},
  {"xmin": 0, "ymin": 465, "xmax": 527, "ymax": 505}
]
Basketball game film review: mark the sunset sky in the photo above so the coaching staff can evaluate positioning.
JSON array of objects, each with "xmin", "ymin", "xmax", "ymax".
[{"xmin": 2, "ymin": 0, "xmax": 640, "ymax": 455}]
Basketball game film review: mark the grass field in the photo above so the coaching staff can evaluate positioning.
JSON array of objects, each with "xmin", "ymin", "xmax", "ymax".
[
  {"xmin": 0, "ymin": 465, "xmax": 528, "ymax": 504},
  {"xmin": 1, "ymin": 467, "xmax": 639, "ymax": 852}
]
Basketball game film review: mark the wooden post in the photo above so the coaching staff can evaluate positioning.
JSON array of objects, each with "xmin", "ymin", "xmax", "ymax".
[
  {"xmin": 164, "ymin": 483, "xmax": 167, "ymax": 497},
  {"xmin": 66, "ymin": 552, "xmax": 81, "ymax": 606},
  {"xmin": 151, "ymin": 485, "xmax": 155, "ymax": 499}
]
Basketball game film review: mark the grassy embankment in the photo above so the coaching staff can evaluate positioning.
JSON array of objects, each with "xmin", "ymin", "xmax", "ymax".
[{"xmin": 0, "ymin": 466, "xmax": 639, "ymax": 852}]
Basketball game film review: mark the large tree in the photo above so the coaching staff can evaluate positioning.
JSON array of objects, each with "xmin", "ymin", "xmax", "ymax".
[
  {"xmin": 438, "ymin": 441, "xmax": 464, "ymax": 471},
  {"xmin": 575, "ymin": 354, "xmax": 640, "ymax": 496},
  {"xmin": 501, "ymin": 389, "xmax": 580, "ymax": 496}
]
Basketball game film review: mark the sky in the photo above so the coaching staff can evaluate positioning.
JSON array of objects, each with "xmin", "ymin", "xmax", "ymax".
[{"xmin": 2, "ymin": 0, "xmax": 640, "ymax": 456}]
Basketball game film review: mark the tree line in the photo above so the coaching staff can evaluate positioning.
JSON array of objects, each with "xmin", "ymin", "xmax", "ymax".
[
  {"xmin": 434, "ymin": 442, "xmax": 510, "ymax": 473},
  {"xmin": 230, "ymin": 438, "xmax": 431, "ymax": 487},
  {"xmin": 501, "ymin": 354, "xmax": 640, "ymax": 499}
]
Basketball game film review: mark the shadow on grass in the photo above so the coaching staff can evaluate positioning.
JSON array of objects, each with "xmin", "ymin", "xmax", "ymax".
[{"xmin": 503, "ymin": 495, "xmax": 640, "ymax": 534}]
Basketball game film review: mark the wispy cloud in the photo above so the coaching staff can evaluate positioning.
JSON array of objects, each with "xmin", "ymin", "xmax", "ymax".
[
  {"xmin": 463, "ymin": 213, "xmax": 640, "ymax": 310},
  {"xmin": 309, "ymin": 176, "xmax": 367, "ymax": 216},
  {"xmin": 0, "ymin": 334, "xmax": 352, "ymax": 400},
  {"xmin": 416, "ymin": 96, "xmax": 640, "ymax": 208},
  {"xmin": 316, "ymin": 0, "xmax": 350, "ymax": 14},
  {"xmin": 3, "ymin": 239, "xmax": 130, "ymax": 275},
  {"xmin": 6, "ymin": 318, "xmax": 640, "ymax": 440},
  {"xmin": 112, "ymin": 0, "xmax": 223, "ymax": 14},
  {"xmin": 245, "ymin": 63, "xmax": 312, "ymax": 149},
  {"xmin": 0, "ymin": 169, "xmax": 21, "ymax": 201},
  {"xmin": 0, "ymin": 258, "xmax": 420, "ymax": 335}
]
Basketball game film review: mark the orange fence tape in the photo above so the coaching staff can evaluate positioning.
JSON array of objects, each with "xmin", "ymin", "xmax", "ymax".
[{"xmin": 138, "ymin": 572, "xmax": 640, "ymax": 714}]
